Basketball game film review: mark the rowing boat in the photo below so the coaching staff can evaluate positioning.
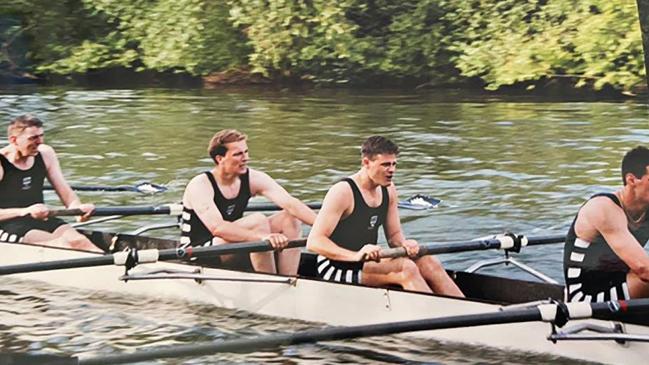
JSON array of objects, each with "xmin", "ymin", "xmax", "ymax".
[{"xmin": 2, "ymin": 230, "xmax": 648, "ymax": 364}]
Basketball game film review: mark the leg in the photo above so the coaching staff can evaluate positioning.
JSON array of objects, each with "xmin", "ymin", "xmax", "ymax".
[
  {"xmin": 23, "ymin": 224, "xmax": 100, "ymax": 252},
  {"xmin": 362, "ymin": 257, "xmax": 432, "ymax": 293},
  {"xmin": 269, "ymin": 210, "xmax": 302, "ymax": 275},
  {"xmin": 227, "ymin": 213, "xmax": 277, "ymax": 274},
  {"xmin": 627, "ymin": 272, "xmax": 649, "ymax": 298},
  {"xmin": 415, "ymin": 256, "xmax": 464, "ymax": 297}
]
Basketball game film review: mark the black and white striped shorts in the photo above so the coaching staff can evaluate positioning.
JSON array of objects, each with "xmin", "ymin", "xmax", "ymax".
[
  {"xmin": 0, "ymin": 216, "xmax": 67, "ymax": 243},
  {"xmin": 565, "ymin": 270, "xmax": 630, "ymax": 302},
  {"xmin": 316, "ymin": 255, "xmax": 364, "ymax": 284}
]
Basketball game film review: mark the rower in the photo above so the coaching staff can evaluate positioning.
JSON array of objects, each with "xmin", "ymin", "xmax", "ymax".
[
  {"xmin": 564, "ymin": 146, "xmax": 649, "ymax": 302},
  {"xmin": 180, "ymin": 129, "xmax": 317, "ymax": 275},
  {"xmin": 306, "ymin": 136, "xmax": 464, "ymax": 296},
  {"xmin": 0, "ymin": 114, "xmax": 97, "ymax": 250}
]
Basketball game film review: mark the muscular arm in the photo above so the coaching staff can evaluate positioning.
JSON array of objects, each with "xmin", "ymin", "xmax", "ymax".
[
  {"xmin": 577, "ymin": 197, "xmax": 649, "ymax": 282},
  {"xmin": 0, "ymin": 207, "xmax": 29, "ymax": 222},
  {"xmin": 41, "ymin": 145, "xmax": 81, "ymax": 208},
  {"xmin": 383, "ymin": 184, "xmax": 420, "ymax": 257},
  {"xmin": 384, "ymin": 184, "xmax": 407, "ymax": 247},
  {"xmin": 183, "ymin": 175, "xmax": 264, "ymax": 243},
  {"xmin": 250, "ymin": 169, "xmax": 317, "ymax": 226},
  {"xmin": 306, "ymin": 182, "xmax": 362, "ymax": 261}
]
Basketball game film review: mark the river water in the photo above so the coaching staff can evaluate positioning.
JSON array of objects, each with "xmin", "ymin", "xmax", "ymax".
[{"xmin": 1, "ymin": 86, "xmax": 646, "ymax": 364}]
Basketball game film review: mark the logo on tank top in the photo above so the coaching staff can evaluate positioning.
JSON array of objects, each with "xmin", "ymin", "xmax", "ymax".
[
  {"xmin": 21, "ymin": 176, "xmax": 32, "ymax": 190},
  {"xmin": 226, "ymin": 204, "xmax": 236, "ymax": 216},
  {"xmin": 368, "ymin": 215, "xmax": 378, "ymax": 230}
]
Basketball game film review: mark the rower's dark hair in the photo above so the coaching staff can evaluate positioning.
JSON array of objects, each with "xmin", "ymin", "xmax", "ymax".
[
  {"xmin": 361, "ymin": 136, "xmax": 399, "ymax": 159},
  {"xmin": 621, "ymin": 146, "xmax": 649, "ymax": 185},
  {"xmin": 8, "ymin": 114, "xmax": 43, "ymax": 137},
  {"xmin": 208, "ymin": 129, "xmax": 247, "ymax": 162}
]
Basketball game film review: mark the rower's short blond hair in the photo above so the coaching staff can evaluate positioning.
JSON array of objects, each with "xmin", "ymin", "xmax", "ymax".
[
  {"xmin": 208, "ymin": 129, "xmax": 247, "ymax": 160},
  {"xmin": 8, "ymin": 114, "xmax": 43, "ymax": 137}
]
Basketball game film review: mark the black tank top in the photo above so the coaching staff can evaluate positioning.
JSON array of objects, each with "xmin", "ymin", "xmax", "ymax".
[
  {"xmin": 180, "ymin": 170, "xmax": 251, "ymax": 246},
  {"xmin": 0, "ymin": 153, "xmax": 46, "ymax": 208},
  {"xmin": 330, "ymin": 178, "xmax": 389, "ymax": 252},
  {"xmin": 564, "ymin": 193, "xmax": 649, "ymax": 278}
]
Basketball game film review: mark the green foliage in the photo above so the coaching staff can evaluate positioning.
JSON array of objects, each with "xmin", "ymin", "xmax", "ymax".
[
  {"xmin": 227, "ymin": 0, "xmax": 361, "ymax": 81},
  {"xmin": 1, "ymin": 0, "xmax": 646, "ymax": 91},
  {"xmin": 444, "ymin": 0, "xmax": 645, "ymax": 91}
]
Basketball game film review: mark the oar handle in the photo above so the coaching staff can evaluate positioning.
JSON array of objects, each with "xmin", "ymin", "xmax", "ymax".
[
  {"xmin": 48, "ymin": 208, "xmax": 85, "ymax": 217},
  {"xmin": 49, "ymin": 204, "xmax": 184, "ymax": 217},
  {"xmin": 246, "ymin": 202, "xmax": 322, "ymax": 212},
  {"xmin": 379, "ymin": 247, "xmax": 407, "ymax": 259},
  {"xmin": 0, "ymin": 237, "xmax": 308, "ymax": 276},
  {"xmin": 366, "ymin": 234, "xmax": 566, "ymax": 261}
]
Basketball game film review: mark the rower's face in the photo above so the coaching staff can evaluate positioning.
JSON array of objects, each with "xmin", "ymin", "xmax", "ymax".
[
  {"xmin": 365, "ymin": 153, "xmax": 397, "ymax": 187},
  {"xmin": 11, "ymin": 126, "xmax": 44, "ymax": 156},
  {"xmin": 634, "ymin": 166, "xmax": 649, "ymax": 203},
  {"xmin": 219, "ymin": 140, "xmax": 249, "ymax": 174}
]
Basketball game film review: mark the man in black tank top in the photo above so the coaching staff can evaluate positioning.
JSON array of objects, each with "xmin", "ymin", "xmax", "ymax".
[
  {"xmin": 564, "ymin": 146, "xmax": 649, "ymax": 301},
  {"xmin": 0, "ymin": 114, "xmax": 97, "ymax": 251},
  {"xmin": 307, "ymin": 136, "xmax": 464, "ymax": 296},
  {"xmin": 181, "ymin": 129, "xmax": 317, "ymax": 274}
]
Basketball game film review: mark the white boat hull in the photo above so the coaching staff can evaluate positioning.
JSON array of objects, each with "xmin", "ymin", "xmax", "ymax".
[{"xmin": 3, "ymin": 241, "xmax": 648, "ymax": 364}]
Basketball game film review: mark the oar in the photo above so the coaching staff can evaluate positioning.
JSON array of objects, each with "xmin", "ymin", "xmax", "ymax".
[
  {"xmin": 48, "ymin": 194, "xmax": 441, "ymax": 217},
  {"xmin": 44, "ymin": 182, "xmax": 167, "ymax": 194},
  {"xmin": 246, "ymin": 195, "xmax": 442, "ymax": 212},
  {"xmin": 0, "ymin": 238, "xmax": 307, "ymax": 275},
  {"xmin": 377, "ymin": 233, "xmax": 565, "ymax": 259},
  {"xmin": 49, "ymin": 204, "xmax": 184, "ymax": 217},
  {"xmin": 20, "ymin": 298, "xmax": 649, "ymax": 365}
]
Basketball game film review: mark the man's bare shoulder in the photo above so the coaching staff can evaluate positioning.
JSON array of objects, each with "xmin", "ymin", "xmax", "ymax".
[
  {"xmin": 578, "ymin": 195, "xmax": 625, "ymax": 233},
  {"xmin": 325, "ymin": 180, "xmax": 353, "ymax": 200},
  {"xmin": 581, "ymin": 195, "xmax": 621, "ymax": 216},
  {"xmin": 37, "ymin": 143, "xmax": 56, "ymax": 159},
  {"xmin": 37, "ymin": 144, "xmax": 59, "ymax": 168},
  {"xmin": 183, "ymin": 173, "xmax": 213, "ymax": 207},
  {"xmin": 186, "ymin": 173, "xmax": 210, "ymax": 190},
  {"xmin": 37, "ymin": 143, "xmax": 55, "ymax": 154},
  {"xmin": 248, "ymin": 168, "xmax": 273, "ymax": 182}
]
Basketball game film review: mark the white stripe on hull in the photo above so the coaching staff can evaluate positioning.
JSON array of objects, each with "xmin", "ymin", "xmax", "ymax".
[{"xmin": 1, "ymin": 241, "xmax": 648, "ymax": 365}]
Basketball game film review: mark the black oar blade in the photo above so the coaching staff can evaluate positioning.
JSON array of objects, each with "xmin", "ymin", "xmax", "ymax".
[
  {"xmin": 44, "ymin": 182, "xmax": 167, "ymax": 194},
  {"xmin": 134, "ymin": 182, "xmax": 168, "ymax": 194},
  {"xmin": 398, "ymin": 194, "xmax": 441, "ymax": 210}
]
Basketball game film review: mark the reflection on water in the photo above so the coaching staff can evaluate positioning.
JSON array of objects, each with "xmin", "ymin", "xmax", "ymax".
[
  {"xmin": 1, "ymin": 278, "xmax": 596, "ymax": 365},
  {"xmin": 0, "ymin": 87, "xmax": 643, "ymax": 364}
]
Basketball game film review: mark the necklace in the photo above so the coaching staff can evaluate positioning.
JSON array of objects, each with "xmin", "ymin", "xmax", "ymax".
[{"xmin": 619, "ymin": 191, "xmax": 647, "ymax": 224}]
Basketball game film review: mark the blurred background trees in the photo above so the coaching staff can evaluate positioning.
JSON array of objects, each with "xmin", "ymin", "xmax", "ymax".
[{"xmin": 0, "ymin": 0, "xmax": 644, "ymax": 92}]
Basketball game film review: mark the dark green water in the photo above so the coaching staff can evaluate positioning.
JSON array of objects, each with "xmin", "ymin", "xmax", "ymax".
[{"xmin": 2, "ymin": 86, "xmax": 643, "ymax": 364}]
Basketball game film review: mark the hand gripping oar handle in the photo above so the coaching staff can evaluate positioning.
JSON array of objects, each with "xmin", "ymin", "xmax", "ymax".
[
  {"xmin": 49, "ymin": 204, "xmax": 184, "ymax": 217},
  {"xmin": 377, "ymin": 234, "xmax": 566, "ymax": 259},
  {"xmin": 0, "ymin": 238, "xmax": 307, "ymax": 275}
]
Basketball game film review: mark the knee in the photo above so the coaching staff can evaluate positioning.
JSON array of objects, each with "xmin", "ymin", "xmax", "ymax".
[
  {"xmin": 249, "ymin": 213, "xmax": 271, "ymax": 233},
  {"xmin": 274, "ymin": 210, "xmax": 301, "ymax": 233},
  {"xmin": 399, "ymin": 259, "xmax": 422, "ymax": 281},
  {"xmin": 65, "ymin": 234, "xmax": 94, "ymax": 250},
  {"xmin": 419, "ymin": 255, "xmax": 445, "ymax": 272}
]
